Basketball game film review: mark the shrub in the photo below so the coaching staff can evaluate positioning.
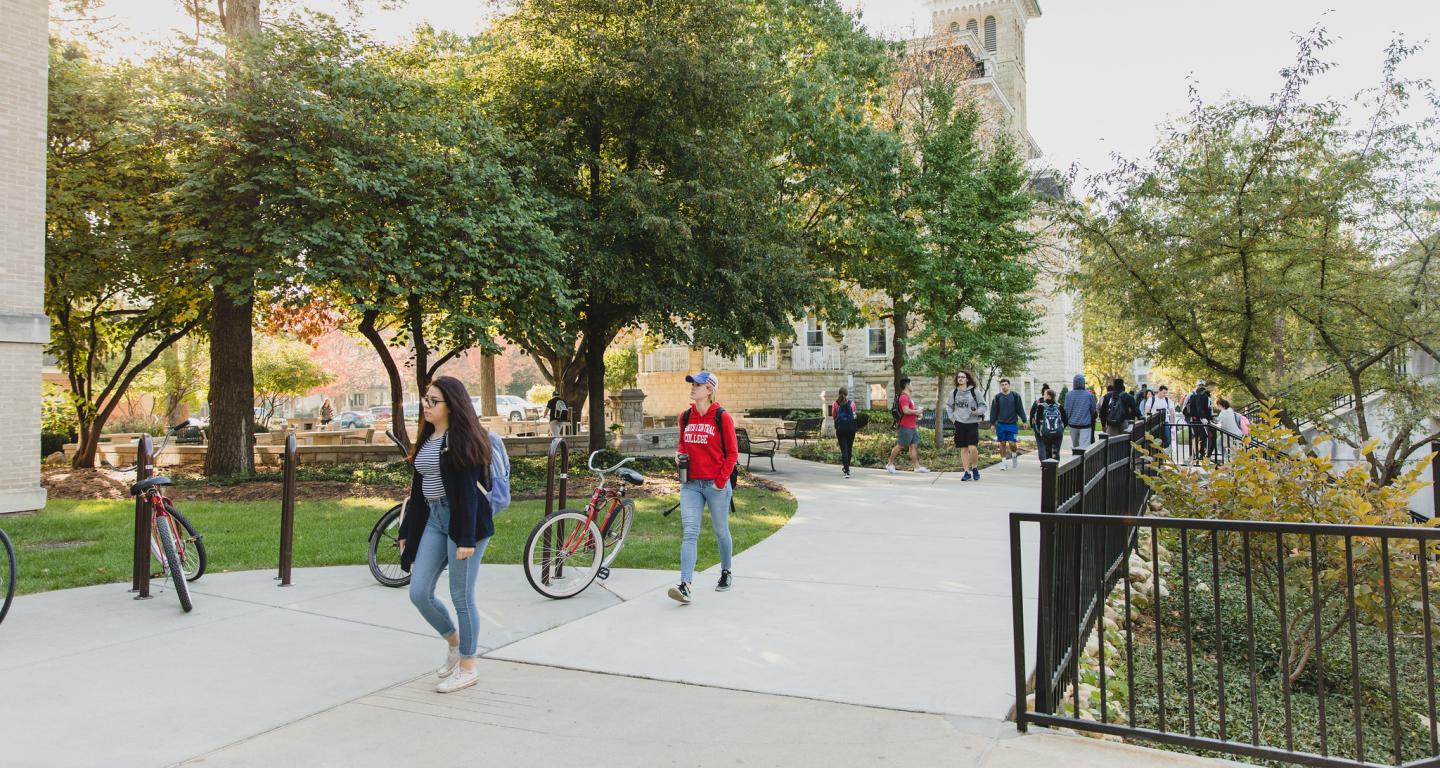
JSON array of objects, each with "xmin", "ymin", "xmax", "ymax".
[
  {"xmin": 1140, "ymin": 405, "xmax": 1436, "ymax": 684},
  {"xmin": 42, "ymin": 383, "xmax": 77, "ymax": 438},
  {"xmin": 41, "ymin": 432, "xmax": 70, "ymax": 457},
  {"xmin": 745, "ymin": 408, "xmax": 822, "ymax": 420},
  {"xmin": 526, "ymin": 383, "xmax": 555, "ymax": 405}
]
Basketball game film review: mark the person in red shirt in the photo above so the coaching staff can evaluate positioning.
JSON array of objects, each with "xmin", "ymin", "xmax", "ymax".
[
  {"xmin": 886, "ymin": 377, "xmax": 929, "ymax": 474},
  {"xmin": 669, "ymin": 370, "xmax": 738, "ymax": 604}
]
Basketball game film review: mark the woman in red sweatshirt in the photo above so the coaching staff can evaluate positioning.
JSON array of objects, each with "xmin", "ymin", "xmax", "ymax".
[{"xmin": 669, "ymin": 370, "xmax": 738, "ymax": 604}]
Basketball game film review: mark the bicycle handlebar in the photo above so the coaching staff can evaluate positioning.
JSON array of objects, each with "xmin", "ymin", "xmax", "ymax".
[
  {"xmin": 385, "ymin": 430, "xmax": 408, "ymax": 457},
  {"xmin": 587, "ymin": 450, "xmax": 636, "ymax": 475}
]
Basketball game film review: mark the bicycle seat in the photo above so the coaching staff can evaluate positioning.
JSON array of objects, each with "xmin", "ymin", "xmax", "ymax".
[
  {"xmin": 129, "ymin": 476, "xmax": 173, "ymax": 496},
  {"xmin": 617, "ymin": 468, "xmax": 645, "ymax": 486}
]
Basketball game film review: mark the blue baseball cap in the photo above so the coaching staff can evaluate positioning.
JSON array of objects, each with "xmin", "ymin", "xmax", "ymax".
[{"xmin": 685, "ymin": 370, "xmax": 719, "ymax": 390}]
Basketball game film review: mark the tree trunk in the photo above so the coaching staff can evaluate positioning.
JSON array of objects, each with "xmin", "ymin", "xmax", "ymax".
[
  {"xmin": 206, "ymin": 0, "xmax": 262, "ymax": 476},
  {"xmin": 891, "ymin": 298, "xmax": 909, "ymax": 404},
  {"xmin": 586, "ymin": 323, "xmax": 608, "ymax": 454},
  {"xmin": 204, "ymin": 287, "xmax": 255, "ymax": 476},
  {"xmin": 479, "ymin": 353, "xmax": 498, "ymax": 417},
  {"xmin": 358, "ymin": 310, "xmax": 411, "ymax": 449},
  {"xmin": 72, "ymin": 420, "xmax": 100, "ymax": 469},
  {"xmin": 935, "ymin": 374, "xmax": 947, "ymax": 449}
]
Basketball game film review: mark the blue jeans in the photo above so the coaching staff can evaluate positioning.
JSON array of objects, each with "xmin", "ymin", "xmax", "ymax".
[
  {"xmin": 679, "ymin": 479, "xmax": 734, "ymax": 583},
  {"xmin": 408, "ymin": 497, "xmax": 491, "ymax": 657}
]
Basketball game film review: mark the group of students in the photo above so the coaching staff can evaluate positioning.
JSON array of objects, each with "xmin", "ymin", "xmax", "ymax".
[
  {"xmin": 396, "ymin": 369, "xmax": 740, "ymax": 695},
  {"xmin": 1032, "ymin": 375, "xmax": 1249, "ymax": 463}
]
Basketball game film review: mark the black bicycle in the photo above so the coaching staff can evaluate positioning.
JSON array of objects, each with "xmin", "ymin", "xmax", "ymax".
[
  {"xmin": 367, "ymin": 431, "xmax": 410, "ymax": 587},
  {"xmin": 0, "ymin": 526, "xmax": 14, "ymax": 625}
]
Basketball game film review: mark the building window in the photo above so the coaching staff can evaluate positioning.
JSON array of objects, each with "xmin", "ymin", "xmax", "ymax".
[
  {"xmin": 867, "ymin": 319, "xmax": 888, "ymax": 357},
  {"xmin": 348, "ymin": 393, "xmax": 366, "ymax": 408},
  {"xmin": 984, "ymin": 15, "xmax": 996, "ymax": 52},
  {"xmin": 805, "ymin": 316, "xmax": 823, "ymax": 349},
  {"xmin": 949, "ymin": 21, "xmax": 958, "ymax": 33},
  {"xmin": 966, "ymin": 19, "xmax": 978, "ymax": 36}
]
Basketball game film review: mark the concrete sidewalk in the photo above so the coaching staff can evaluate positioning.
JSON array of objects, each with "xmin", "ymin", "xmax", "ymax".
[{"xmin": 1, "ymin": 452, "xmax": 1239, "ymax": 767}]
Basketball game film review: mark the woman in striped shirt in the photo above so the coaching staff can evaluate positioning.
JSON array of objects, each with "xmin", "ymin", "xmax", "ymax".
[{"xmin": 397, "ymin": 375, "xmax": 495, "ymax": 693}]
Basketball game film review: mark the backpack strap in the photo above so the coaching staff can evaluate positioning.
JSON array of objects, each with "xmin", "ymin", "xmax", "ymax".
[{"xmin": 714, "ymin": 407, "xmax": 727, "ymax": 463}]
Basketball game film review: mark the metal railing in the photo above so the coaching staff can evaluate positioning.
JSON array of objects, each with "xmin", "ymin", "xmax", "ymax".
[
  {"xmin": 130, "ymin": 434, "xmax": 154, "ymax": 600},
  {"xmin": 277, "ymin": 432, "xmax": 298, "ymax": 586},
  {"xmin": 1012, "ymin": 414, "xmax": 1440, "ymax": 767}
]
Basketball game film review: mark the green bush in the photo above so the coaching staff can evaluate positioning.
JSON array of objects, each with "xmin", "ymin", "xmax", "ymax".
[
  {"xmin": 745, "ymin": 408, "xmax": 822, "ymax": 420},
  {"xmin": 41, "ymin": 432, "xmax": 70, "ymax": 457}
]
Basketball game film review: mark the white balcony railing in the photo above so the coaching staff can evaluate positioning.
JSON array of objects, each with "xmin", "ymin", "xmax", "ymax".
[
  {"xmin": 791, "ymin": 346, "xmax": 843, "ymax": 371},
  {"xmin": 640, "ymin": 346, "xmax": 689, "ymax": 373},
  {"xmin": 704, "ymin": 349, "xmax": 776, "ymax": 371}
]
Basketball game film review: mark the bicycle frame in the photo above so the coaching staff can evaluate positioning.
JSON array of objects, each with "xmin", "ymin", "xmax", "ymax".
[
  {"xmin": 554, "ymin": 454, "xmax": 637, "ymax": 556},
  {"xmin": 139, "ymin": 490, "xmax": 188, "ymax": 574}
]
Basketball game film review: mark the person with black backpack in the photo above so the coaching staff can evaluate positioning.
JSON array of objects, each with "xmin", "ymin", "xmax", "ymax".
[
  {"xmin": 831, "ymin": 386, "xmax": 859, "ymax": 478},
  {"xmin": 1182, "ymin": 380, "xmax": 1214, "ymax": 464},
  {"xmin": 669, "ymin": 370, "xmax": 737, "ymax": 604},
  {"xmin": 1099, "ymin": 378, "xmax": 1139, "ymax": 436},
  {"xmin": 1029, "ymin": 388, "xmax": 1065, "ymax": 461},
  {"xmin": 545, "ymin": 393, "xmax": 569, "ymax": 437}
]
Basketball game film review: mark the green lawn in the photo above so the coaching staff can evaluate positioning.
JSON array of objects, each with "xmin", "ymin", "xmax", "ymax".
[
  {"xmin": 4, "ymin": 488, "xmax": 794, "ymax": 595},
  {"xmin": 790, "ymin": 425, "xmax": 1028, "ymax": 472}
]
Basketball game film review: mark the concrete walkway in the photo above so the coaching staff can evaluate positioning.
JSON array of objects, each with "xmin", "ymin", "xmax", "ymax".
[{"xmin": 0, "ymin": 454, "xmax": 1238, "ymax": 767}]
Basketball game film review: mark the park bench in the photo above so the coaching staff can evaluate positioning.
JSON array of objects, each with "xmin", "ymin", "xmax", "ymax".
[
  {"xmin": 775, "ymin": 417, "xmax": 822, "ymax": 447},
  {"xmin": 735, "ymin": 427, "xmax": 777, "ymax": 471}
]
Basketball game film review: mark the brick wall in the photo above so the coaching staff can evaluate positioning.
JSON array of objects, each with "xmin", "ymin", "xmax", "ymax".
[{"xmin": 0, "ymin": 0, "xmax": 50, "ymax": 513}]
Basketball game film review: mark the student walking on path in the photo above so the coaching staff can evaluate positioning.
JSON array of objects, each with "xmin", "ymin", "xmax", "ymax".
[
  {"xmin": 670, "ymin": 371, "xmax": 737, "ymax": 604},
  {"xmin": 397, "ymin": 376, "xmax": 498, "ymax": 694},
  {"xmin": 1182, "ymin": 380, "xmax": 1215, "ymax": 463},
  {"xmin": 1143, "ymin": 385, "xmax": 1175, "ymax": 449},
  {"xmin": 1063, "ymin": 374, "xmax": 1098, "ymax": 450},
  {"xmin": 1214, "ymin": 397, "xmax": 1244, "ymax": 462},
  {"xmin": 545, "ymin": 393, "xmax": 568, "ymax": 437},
  {"xmin": 887, "ymin": 377, "xmax": 929, "ymax": 474},
  {"xmin": 1099, "ymin": 378, "xmax": 1139, "ymax": 437},
  {"xmin": 1031, "ymin": 387, "xmax": 1065, "ymax": 462},
  {"xmin": 831, "ymin": 387, "xmax": 859, "ymax": 479},
  {"xmin": 945, "ymin": 371, "xmax": 985, "ymax": 480},
  {"xmin": 989, "ymin": 378, "xmax": 1026, "ymax": 470}
]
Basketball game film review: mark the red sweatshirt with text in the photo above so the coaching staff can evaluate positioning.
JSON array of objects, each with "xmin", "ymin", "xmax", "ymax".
[{"xmin": 678, "ymin": 403, "xmax": 739, "ymax": 488}]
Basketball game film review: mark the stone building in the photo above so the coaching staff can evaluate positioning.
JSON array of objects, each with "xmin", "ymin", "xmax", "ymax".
[
  {"xmin": 0, "ymin": 0, "xmax": 50, "ymax": 514},
  {"xmin": 637, "ymin": 0, "xmax": 1081, "ymax": 418}
]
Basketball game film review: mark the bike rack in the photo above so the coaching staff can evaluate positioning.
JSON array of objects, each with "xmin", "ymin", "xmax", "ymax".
[
  {"xmin": 131, "ymin": 434, "xmax": 153, "ymax": 600},
  {"xmin": 542, "ymin": 437, "xmax": 570, "ymax": 583},
  {"xmin": 277, "ymin": 432, "xmax": 299, "ymax": 586}
]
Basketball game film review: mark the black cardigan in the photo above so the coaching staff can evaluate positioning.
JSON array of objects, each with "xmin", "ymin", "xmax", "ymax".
[{"xmin": 398, "ymin": 440, "xmax": 494, "ymax": 572}]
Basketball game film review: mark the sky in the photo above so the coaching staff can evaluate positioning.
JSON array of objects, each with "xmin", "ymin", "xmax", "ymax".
[{"xmin": 70, "ymin": 0, "xmax": 1440, "ymax": 180}]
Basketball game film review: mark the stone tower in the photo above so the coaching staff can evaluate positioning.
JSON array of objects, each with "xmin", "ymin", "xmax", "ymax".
[{"xmin": 925, "ymin": 0, "xmax": 1042, "ymax": 149}]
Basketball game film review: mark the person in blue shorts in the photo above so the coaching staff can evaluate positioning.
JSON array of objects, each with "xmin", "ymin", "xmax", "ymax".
[{"xmin": 989, "ymin": 378, "xmax": 1026, "ymax": 471}]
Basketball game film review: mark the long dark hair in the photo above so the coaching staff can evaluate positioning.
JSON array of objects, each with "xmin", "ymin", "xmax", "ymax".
[{"xmin": 408, "ymin": 375, "xmax": 492, "ymax": 469}]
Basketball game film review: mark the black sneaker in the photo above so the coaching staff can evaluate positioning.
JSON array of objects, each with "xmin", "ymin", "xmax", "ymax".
[
  {"xmin": 667, "ymin": 582, "xmax": 692, "ymax": 604},
  {"xmin": 716, "ymin": 570, "xmax": 732, "ymax": 592}
]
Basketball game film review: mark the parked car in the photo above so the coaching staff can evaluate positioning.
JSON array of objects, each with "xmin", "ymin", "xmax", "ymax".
[
  {"xmin": 468, "ymin": 395, "xmax": 541, "ymax": 421},
  {"xmin": 402, "ymin": 402, "xmax": 420, "ymax": 419},
  {"xmin": 334, "ymin": 411, "xmax": 373, "ymax": 429},
  {"xmin": 368, "ymin": 405, "xmax": 393, "ymax": 421}
]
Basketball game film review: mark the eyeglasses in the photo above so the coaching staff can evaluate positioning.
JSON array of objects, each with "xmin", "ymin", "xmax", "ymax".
[{"xmin": 423, "ymin": 395, "xmax": 446, "ymax": 407}]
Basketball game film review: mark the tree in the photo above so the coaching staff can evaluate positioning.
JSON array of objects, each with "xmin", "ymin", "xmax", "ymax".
[
  {"xmin": 480, "ymin": 0, "xmax": 890, "ymax": 451},
  {"xmin": 46, "ymin": 39, "xmax": 206, "ymax": 468},
  {"xmin": 252, "ymin": 335, "xmax": 332, "ymax": 426},
  {"xmin": 898, "ymin": 85, "xmax": 1038, "ymax": 446},
  {"xmin": 604, "ymin": 346, "xmax": 638, "ymax": 392},
  {"xmin": 1065, "ymin": 30, "xmax": 1440, "ymax": 485}
]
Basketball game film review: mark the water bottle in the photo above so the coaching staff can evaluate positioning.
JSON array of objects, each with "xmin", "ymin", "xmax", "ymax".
[{"xmin": 676, "ymin": 453, "xmax": 689, "ymax": 484}]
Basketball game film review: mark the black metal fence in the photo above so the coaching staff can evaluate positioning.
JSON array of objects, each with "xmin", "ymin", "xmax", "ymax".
[{"xmin": 1012, "ymin": 415, "xmax": 1440, "ymax": 767}]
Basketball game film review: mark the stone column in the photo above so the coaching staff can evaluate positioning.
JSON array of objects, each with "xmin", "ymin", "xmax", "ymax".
[
  {"xmin": 0, "ymin": 0, "xmax": 51, "ymax": 514},
  {"xmin": 608, "ymin": 388, "xmax": 648, "ymax": 452}
]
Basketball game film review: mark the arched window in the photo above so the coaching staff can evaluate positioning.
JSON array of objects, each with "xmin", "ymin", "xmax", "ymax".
[
  {"xmin": 949, "ymin": 21, "xmax": 959, "ymax": 33},
  {"xmin": 984, "ymin": 15, "xmax": 997, "ymax": 52},
  {"xmin": 966, "ymin": 19, "xmax": 978, "ymax": 37}
]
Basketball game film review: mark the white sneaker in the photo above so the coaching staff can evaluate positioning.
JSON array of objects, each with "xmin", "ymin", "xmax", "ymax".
[
  {"xmin": 886, "ymin": 464, "xmax": 897, "ymax": 474},
  {"xmin": 914, "ymin": 466, "xmax": 930, "ymax": 473},
  {"xmin": 436, "ymin": 663, "xmax": 478, "ymax": 693},
  {"xmin": 1000, "ymin": 460, "xmax": 1010, "ymax": 471},
  {"xmin": 437, "ymin": 644, "xmax": 461, "ymax": 678},
  {"xmin": 1012, "ymin": 456, "xmax": 1020, "ymax": 469}
]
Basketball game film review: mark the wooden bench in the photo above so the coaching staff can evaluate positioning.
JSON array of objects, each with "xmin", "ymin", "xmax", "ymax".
[
  {"xmin": 775, "ymin": 417, "xmax": 823, "ymax": 447},
  {"xmin": 735, "ymin": 428, "xmax": 777, "ymax": 471}
]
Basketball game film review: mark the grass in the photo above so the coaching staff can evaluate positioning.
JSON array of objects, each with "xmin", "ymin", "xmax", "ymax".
[
  {"xmin": 4, "ymin": 486, "xmax": 795, "ymax": 595},
  {"xmin": 790, "ymin": 424, "xmax": 1024, "ymax": 472}
]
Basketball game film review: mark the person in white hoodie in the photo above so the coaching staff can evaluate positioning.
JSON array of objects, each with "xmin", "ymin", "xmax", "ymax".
[{"xmin": 1214, "ymin": 397, "xmax": 1243, "ymax": 462}]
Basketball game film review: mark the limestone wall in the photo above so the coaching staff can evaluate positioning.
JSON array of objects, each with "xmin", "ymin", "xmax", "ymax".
[{"xmin": 0, "ymin": 0, "xmax": 50, "ymax": 513}]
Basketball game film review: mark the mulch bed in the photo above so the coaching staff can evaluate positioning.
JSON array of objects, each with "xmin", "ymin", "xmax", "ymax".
[{"xmin": 42, "ymin": 467, "xmax": 783, "ymax": 503}]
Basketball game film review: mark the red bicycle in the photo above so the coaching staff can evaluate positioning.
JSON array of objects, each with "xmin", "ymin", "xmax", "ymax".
[
  {"xmin": 124, "ymin": 422, "xmax": 209, "ymax": 612},
  {"xmin": 522, "ymin": 451, "xmax": 642, "ymax": 599}
]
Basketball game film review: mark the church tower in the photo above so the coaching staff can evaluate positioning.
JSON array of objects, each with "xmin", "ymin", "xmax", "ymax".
[{"xmin": 925, "ymin": 0, "xmax": 1042, "ymax": 153}]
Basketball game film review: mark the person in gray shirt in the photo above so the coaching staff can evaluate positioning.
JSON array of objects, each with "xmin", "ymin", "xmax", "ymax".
[{"xmin": 1063, "ymin": 373, "xmax": 1098, "ymax": 450}]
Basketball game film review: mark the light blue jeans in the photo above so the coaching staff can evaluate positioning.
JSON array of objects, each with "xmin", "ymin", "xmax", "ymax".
[
  {"xmin": 679, "ymin": 479, "xmax": 734, "ymax": 583},
  {"xmin": 408, "ymin": 497, "xmax": 491, "ymax": 657}
]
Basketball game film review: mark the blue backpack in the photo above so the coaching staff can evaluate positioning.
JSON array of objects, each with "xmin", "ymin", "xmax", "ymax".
[{"xmin": 833, "ymin": 399, "xmax": 856, "ymax": 430}]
